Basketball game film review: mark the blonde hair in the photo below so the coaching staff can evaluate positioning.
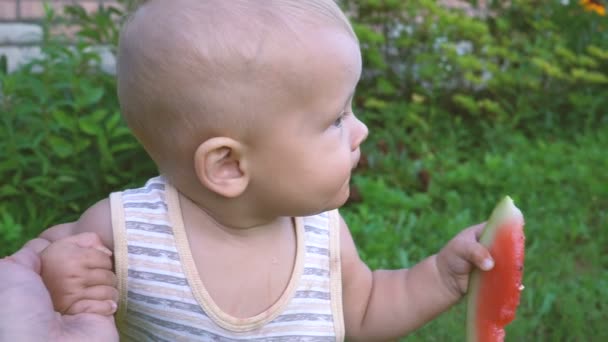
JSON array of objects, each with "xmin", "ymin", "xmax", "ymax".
[{"xmin": 117, "ymin": 0, "xmax": 356, "ymax": 180}]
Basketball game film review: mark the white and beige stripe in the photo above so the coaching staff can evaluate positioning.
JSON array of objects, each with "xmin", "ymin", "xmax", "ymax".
[{"xmin": 110, "ymin": 176, "xmax": 344, "ymax": 341}]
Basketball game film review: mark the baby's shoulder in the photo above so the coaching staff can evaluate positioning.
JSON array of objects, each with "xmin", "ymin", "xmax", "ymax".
[{"xmin": 74, "ymin": 197, "xmax": 114, "ymax": 250}]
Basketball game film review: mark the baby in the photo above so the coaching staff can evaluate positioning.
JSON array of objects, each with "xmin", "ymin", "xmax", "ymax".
[{"xmin": 34, "ymin": 0, "xmax": 494, "ymax": 340}]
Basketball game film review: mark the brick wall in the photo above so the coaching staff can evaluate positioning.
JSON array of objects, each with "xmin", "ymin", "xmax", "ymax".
[
  {"xmin": 0, "ymin": 0, "xmax": 119, "ymax": 72},
  {"xmin": 0, "ymin": 1, "xmax": 486, "ymax": 73},
  {"xmin": 0, "ymin": 0, "xmax": 119, "ymax": 22}
]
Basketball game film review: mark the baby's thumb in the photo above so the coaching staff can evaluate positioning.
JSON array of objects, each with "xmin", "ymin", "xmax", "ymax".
[
  {"xmin": 69, "ymin": 232, "xmax": 112, "ymax": 256},
  {"xmin": 471, "ymin": 245, "xmax": 494, "ymax": 272}
]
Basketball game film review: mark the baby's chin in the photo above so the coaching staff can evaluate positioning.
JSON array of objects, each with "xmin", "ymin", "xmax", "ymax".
[
  {"xmin": 290, "ymin": 177, "xmax": 353, "ymax": 216},
  {"xmin": 324, "ymin": 179, "xmax": 352, "ymax": 211}
]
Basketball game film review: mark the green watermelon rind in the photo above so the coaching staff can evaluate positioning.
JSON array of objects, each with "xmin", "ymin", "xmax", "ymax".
[{"xmin": 465, "ymin": 196, "xmax": 524, "ymax": 342}]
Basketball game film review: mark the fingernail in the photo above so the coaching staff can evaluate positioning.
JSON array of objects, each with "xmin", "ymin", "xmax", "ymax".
[
  {"xmin": 95, "ymin": 246, "xmax": 113, "ymax": 256},
  {"xmin": 482, "ymin": 258, "xmax": 494, "ymax": 270},
  {"xmin": 110, "ymin": 301, "xmax": 118, "ymax": 314}
]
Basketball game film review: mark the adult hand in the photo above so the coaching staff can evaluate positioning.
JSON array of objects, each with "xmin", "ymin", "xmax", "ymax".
[{"xmin": 0, "ymin": 238, "xmax": 119, "ymax": 342}]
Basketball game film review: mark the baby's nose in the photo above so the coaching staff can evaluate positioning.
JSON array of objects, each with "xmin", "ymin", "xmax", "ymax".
[{"xmin": 351, "ymin": 116, "xmax": 368, "ymax": 150}]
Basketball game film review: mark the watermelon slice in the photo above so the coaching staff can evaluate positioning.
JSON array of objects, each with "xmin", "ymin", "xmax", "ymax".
[{"xmin": 466, "ymin": 196, "xmax": 525, "ymax": 342}]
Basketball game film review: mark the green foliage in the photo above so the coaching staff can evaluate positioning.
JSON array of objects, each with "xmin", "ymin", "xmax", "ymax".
[
  {"xmin": 346, "ymin": 125, "xmax": 608, "ymax": 341},
  {"xmin": 338, "ymin": 0, "xmax": 608, "ymax": 340},
  {"xmin": 0, "ymin": 2, "xmax": 155, "ymax": 255},
  {"xmin": 341, "ymin": 0, "xmax": 608, "ymax": 136},
  {"xmin": 1, "ymin": 0, "xmax": 607, "ymax": 341},
  {"xmin": 62, "ymin": 3, "xmax": 123, "ymax": 48}
]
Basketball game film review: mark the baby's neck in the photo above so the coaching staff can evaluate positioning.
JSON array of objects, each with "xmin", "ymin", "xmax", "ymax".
[
  {"xmin": 175, "ymin": 191, "xmax": 299, "ymax": 319},
  {"xmin": 177, "ymin": 191, "xmax": 289, "ymax": 237}
]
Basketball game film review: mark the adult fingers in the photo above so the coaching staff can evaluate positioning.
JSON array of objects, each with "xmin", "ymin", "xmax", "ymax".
[
  {"xmin": 7, "ymin": 241, "xmax": 46, "ymax": 274},
  {"xmin": 23, "ymin": 238, "xmax": 52, "ymax": 255},
  {"xmin": 60, "ymin": 312, "xmax": 119, "ymax": 342}
]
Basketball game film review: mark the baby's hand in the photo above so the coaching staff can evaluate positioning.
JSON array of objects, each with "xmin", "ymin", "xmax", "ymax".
[
  {"xmin": 435, "ymin": 223, "xmax": 494, "ymax": 298},
  {"xmin": 40, "ymin": 232, "xmax": 118, "ymax": 316}
]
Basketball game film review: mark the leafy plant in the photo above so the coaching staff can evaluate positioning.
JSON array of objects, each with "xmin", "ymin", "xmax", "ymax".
[
  {"xmin": 340, "ymin": 0, "xmax": 608, "ymax": 138},
  {"xmin": 1, "ymin": 1, "xmax": 606, "ymax": 341},
  {"xmin": 0, "ymin": 2, "xmax": 155, "ymax": 255}
]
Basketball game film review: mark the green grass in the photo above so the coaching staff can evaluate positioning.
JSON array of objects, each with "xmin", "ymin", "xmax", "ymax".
[
  {"xmin": 1, "ymin": 2, "xmax": 606, "ymax": 340},
  {"xmin": 2, "ymin": 116, "xmax": 605, "ymax": 341},
  {"xmin": 343, "ymin": 123, "xmax": 608, "ymax": 341}
]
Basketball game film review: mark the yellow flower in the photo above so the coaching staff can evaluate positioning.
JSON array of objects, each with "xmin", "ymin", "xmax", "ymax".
[{"xmin": 580, "ymin": 0, "xmax": 606, "ymax": 16}]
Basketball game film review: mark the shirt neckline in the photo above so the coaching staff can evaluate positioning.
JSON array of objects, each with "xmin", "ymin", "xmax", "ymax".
[{"xmin": 164, "ymin": 181, "xmax": 305, "ymax": 332}]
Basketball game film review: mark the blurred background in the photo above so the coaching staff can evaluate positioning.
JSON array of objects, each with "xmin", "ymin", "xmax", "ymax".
[{"xmin": 0, "ymin": 0, "xmax": 606, "ymax": 340}]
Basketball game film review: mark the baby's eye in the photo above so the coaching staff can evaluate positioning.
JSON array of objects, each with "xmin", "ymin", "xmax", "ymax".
[{"xmin": 333, "ymin": 112, "xmax": 349, "ymax": 127}]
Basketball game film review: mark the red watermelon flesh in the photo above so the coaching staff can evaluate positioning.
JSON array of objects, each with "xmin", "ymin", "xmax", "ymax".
[{"xmin": 466, "ymin": 196, "xmax": 525, "ymax": 342}]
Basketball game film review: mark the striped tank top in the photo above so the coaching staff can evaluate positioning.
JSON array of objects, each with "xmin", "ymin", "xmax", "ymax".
[{"xmin": 110, "ymin": 176, "xmax": 345, "ymax": 341}]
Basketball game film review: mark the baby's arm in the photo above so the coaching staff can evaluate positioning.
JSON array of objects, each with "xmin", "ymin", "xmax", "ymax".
[
  {"xmin": 39, "ymin": 198, "xmax": 114, "ymax": 250},
  {"xmin": 36, "ymin": 199, "xmax": 117, "ymax": 315},
  {"xmin": 341, "ymin": 215, "xmax": 492, "ymax": 341},
  {"xmin": 16, "ymin": 199, "xmax": 113, "ymax": 269}
]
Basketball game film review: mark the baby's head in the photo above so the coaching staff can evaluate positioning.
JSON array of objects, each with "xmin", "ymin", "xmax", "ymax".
[{"xmin": 117, "ymin": 0, "xmax": 368, "ymax": 219}]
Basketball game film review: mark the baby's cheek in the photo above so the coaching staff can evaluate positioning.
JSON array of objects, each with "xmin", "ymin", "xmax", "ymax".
[{"xmin": 328, "ymin": 153, "xmax": 354, "ymax": 186}]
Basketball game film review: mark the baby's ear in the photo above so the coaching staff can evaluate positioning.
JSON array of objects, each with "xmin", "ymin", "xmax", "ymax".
[{"xmin": 193, "ymin": 137, "xmax": 250, "ymax": 198}]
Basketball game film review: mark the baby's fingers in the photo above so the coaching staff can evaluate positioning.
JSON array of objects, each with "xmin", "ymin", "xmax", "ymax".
[
  {"xmin": 471, "ymin": 223, "xmax": 486, "ymax": 240},
  {"xmin": 81, "ymin": 248, "xmax": 114, "ymax": 270},
  {"xmin": 84, "ymin": 269, "xmax": 118, "ymax": 288},
  {"xmin": 66, "ymin": 232, "xmax": 112, "ymax": 257},
  {"xmin": 66, "ymin": 299, "xmax": 117, "ymax": 316},
  {"xmin": 64, "ymin": 285, "xmax": 119, "ymax": 314},
  {"xmin": 83, "ymin": 284, "xmax": 119, "ymax": 303},
  {"xmin": 468, "ymin": 244, "xmax": 494, "ymax": 271}
]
